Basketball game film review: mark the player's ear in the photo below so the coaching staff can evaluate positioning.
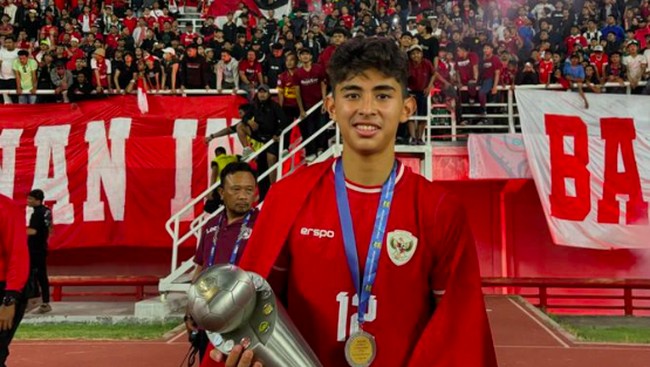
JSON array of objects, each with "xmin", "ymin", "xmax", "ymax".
[{"xmin": 400, "ymin": 94, "xmax": 416, "ymax": 124}]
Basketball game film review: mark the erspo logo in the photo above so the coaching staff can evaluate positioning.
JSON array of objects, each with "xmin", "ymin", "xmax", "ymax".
[{"xmin": 300, "ymin": 227, "xmax": 335, "ymax": 239}]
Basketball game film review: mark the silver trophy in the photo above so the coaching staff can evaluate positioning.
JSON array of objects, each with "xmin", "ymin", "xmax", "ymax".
[{"xmin": 187, "ymin": 264, "xmax": 322, "ymax": 367}]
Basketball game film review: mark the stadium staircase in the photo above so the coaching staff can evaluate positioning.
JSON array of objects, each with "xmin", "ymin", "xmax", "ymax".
[{"xmin": 157, "ymin": 97, "xmax": 437, "ymax": 301}]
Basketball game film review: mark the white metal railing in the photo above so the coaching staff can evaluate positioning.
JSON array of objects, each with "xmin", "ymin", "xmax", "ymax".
[{"xmin": 0, "ymin": 88, "xmax": 277, "ymax": 96}]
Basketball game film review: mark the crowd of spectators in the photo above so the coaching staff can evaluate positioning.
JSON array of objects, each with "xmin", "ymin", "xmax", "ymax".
[{"xmin": 0, "ymin": 0, "xmax": 648, "ymax": 111}]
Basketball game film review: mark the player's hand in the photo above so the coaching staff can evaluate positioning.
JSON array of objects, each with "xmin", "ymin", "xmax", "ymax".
[
  {"xmin": 0, "ymin": 305, "xmax": 15, "ymax": 331},
  {"xmin": 211, "ymin": 345, "xmax": 263, "ymax": 367}
]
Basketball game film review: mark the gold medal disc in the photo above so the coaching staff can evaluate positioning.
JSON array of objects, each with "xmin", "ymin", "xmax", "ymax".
[{"xmin": 344, "ymin": 331, "xmax": 377, "ymax": 367}]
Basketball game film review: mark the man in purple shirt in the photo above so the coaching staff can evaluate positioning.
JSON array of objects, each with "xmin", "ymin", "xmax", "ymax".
[{"xmin": 185, "ymin": 161, "xmax": 259, "ymax": 364}]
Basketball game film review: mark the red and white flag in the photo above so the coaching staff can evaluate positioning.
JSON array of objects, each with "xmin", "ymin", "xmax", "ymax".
[
  {"xmin": 137, "ymin": 78, "xmax": 149, "ymax": 114},
  {"xmin": 517, "ymin": 90, "xmax": 650, "ymax": 249}
]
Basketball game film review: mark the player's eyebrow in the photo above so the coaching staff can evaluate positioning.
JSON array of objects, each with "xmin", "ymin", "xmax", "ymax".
[{"xmin": 339, "ymin": 84, "xmax": 397, "ymax": 92}]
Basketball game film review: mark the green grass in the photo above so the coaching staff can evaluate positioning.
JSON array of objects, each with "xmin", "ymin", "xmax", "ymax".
[
  {"xmin": 14, "ymin": 321, "xmax": 183, "ymax": 340},
  {"xmin": 549, "ymin": 315, "xmax": 650, "ymax": 344}
]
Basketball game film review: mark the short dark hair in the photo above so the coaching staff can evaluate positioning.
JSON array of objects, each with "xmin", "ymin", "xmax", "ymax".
[
  {"xmin": 327, "ymin": 37, "xmax": 408, "ymax": 96},
  {"xmin": 28, "ymin": 189, "xmax": 45, "ymax": 201},
  {"xmin": 17, "ymin": 49, "xmax": 29, "ymax": 56},
  {"xmin": 214, "ymin": 146, "xmax": 227, "ymax": 156},
  {"xmin": 220, "ymin": 161, "xmax": 257, "ymax": 185}
]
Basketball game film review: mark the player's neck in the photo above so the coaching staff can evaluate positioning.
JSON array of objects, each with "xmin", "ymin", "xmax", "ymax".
[{"xmin": 341, "ymin": 148, "xmax": 396, "ymax": 187}]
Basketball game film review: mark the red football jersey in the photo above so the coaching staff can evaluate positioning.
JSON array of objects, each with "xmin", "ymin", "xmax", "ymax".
[
  {"xmin": 271, "ymin": 162, "xmax": 458, "ymax": 367},
  {"xmin": 456, "ymin": 52, "xmax": 479, "ymax": 84},
  {"xmin": 539, "ymin": 59, "xmax": 554, "ymax": 84}
]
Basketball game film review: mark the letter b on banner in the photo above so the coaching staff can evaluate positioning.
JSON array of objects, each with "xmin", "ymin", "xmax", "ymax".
[{"xmin": 545, "ymin": 115, "xmax": 591, "ymax": 221}]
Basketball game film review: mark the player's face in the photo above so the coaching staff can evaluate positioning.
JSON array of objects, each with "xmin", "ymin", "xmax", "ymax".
[
  {"xmin": 219, "ymin": 172, "xmax": 256, "ymax": 216},
  {"xmin": 326, "ymin": 68, "xmax": 415, "ymax": 157}
]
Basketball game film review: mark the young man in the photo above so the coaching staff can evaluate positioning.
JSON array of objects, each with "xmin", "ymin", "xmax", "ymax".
[
  {"xmin": 236, "ymin": 84, "xmax": 288, "ymax": 184},
  {"xmin": 204, "ymin": 37, "xmax": 496, "ymax": 367},
  {"xmin": 187, "ymin": 162, "xmax": 259, "ymax": 364},
  {"xmin": 26, "ymin": 189, "xmax": 52, "ymax": 313},
  {"xmin": 0, "ymin": 194, "xmax": 29, "ymax": 367},
  {"xmin": 294, "ymin": 48, "xmax": 327, "ymax": 162},
  {"xmin": 13, "ymin": 49, "xmax": 38, "ymax": 104},
  {"xmin": 406, "ymin": 44, "xmax": 435, "ymax": 145}
]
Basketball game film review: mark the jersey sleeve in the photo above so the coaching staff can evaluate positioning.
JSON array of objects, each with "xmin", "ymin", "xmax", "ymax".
[
  {"xmin": 428, "ymin": 192, "xmax": 474, "ymax": 296},
  {"xmin": 408, "ymin": 187, "xmax": 497, "ymax": 367},
  {"xmin": 0, "ymin": 197, "xmax": 29, "ymax": 294}
]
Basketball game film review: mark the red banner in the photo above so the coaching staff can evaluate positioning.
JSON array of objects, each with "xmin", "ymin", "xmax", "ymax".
[{"xmin": 0, "ymin": 95, "xmax": 245, "ymax": 250}]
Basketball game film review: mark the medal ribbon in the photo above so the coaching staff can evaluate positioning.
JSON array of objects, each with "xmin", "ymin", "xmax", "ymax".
[
  {"xmin": 335, "ymin": 158, "xmax": 397, "ymax": 325},
  {"xmin": 206, "ymin": 210, "xmax": 253, "ymax": 267}
]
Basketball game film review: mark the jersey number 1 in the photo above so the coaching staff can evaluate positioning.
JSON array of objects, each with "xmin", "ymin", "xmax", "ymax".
[{"xmin": 336, "ymin": 291, "xmax": 377, "ymax": 342}]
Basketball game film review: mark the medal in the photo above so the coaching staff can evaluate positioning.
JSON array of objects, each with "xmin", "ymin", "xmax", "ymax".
[
  {"xmin": 335, "ymin": 159, "xmax": 397, "ymax": 367},
  {"xmin": 344, "ymin": 330, "xmax": 377, "ymax": 367}
]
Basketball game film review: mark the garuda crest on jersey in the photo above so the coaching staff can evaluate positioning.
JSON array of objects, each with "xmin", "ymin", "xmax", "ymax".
[{"xmin": 386, "ymin": 230, "xmax": 418, "ymax": 266}]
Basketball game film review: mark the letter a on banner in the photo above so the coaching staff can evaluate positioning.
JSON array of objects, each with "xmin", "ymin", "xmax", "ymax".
[{"xmin": 517, "ymin": 89, "xmax": 650, "ymax": 250}]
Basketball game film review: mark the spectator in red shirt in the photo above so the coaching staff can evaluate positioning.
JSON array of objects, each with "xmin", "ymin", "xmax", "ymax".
[
  {"xmin": 238, "ymin": 49, "xmax": 263, "ymax": 100},
  {"xmin": 539, "ymin": 51, "xmax": 555, "ymax": 85},
  {"xmin": 589, "ymin": 45, "xmax": 609, "ymax": 80},
  {"xmin": 477, "ymin": 44, "xmax": 500, "ymax": 123},
  {"xmin": 122, "ymin": 8, "xmax": 138, "ymax": 34},
  {"xmin": 180, "ymin": 23, "xmax": 199, "ymax": 47},
  {"xmin": 565, "ymin": 25, "xmax": 588, "ymax": 55},
  {"xmin": 407, "ymin": 44, "xmax": 435, "ymax": 145},
  {"xmin": 277, "ymin": 52, "xmax": 300, "ymax": 122},
  {"xmin": 294, "ymin": 48, "xmax": 327, "ymax": 161},
  {"xmin": 317, "ymin": 27, "xmax": 348, "ymax": 71},
  {"xmin": 455, "ymin": 43, "xmax": 479, "ymax": 105},
  {"xmin": 65, "ymin": 37, "xmax": 85, "ymax": 70},
  {"xmin": 340, "ymin": 5, "xmax": 354, "ymax": 29}
]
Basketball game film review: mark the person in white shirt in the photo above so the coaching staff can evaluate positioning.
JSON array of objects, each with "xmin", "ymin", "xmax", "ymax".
[
  {"xmin": 0, "ymin": 37, "xmax": 19, "ymax": 104},
  {"xmin": 622, "ymin": 41, "xmax": 648, "ymax": 91},
  {"xmin": 3, "ymin": 0, "xmax": 18, "ymax": 25},
  {"xmin": 216, "ymin": 49, "xmax": 239, "ymax": 92},
  {"xmin": 531, "ymin": 0, "xmax": 555, "ymax": 20}
]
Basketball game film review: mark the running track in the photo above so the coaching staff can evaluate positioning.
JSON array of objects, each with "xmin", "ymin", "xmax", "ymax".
[{"xmin": 9, "ymin": 296, "xmax": 650, "ymax": 367}]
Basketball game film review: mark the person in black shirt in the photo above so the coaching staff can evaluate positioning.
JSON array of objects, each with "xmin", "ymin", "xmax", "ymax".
[
  {"xmin": 114, "ymin": 52, "xmax": 139, "ymax": 93},
  {"xmin": 263, "ymin": 43, "xmax": 285, "ymax": 88},
  {"xmin": 238, "ymin": 84, "xmax": 289, "ymax": 184},
  {"xmin": 26, "ymin": 189, "xmax": 52, "ymax": 314},
  {"xmin": 416, "ymin": 21, "xmax": 440, "ymax": 63},
  {"xmin": 222, "ymin": 12, "xmax": 238, "ymax": 43},
  {"xmin": 68, "ymin": 73, "xmax": 95, "ymax": 101},
  {"xmin": 180, "ymin": 44, "xmax": 210, "ymax": 90}
]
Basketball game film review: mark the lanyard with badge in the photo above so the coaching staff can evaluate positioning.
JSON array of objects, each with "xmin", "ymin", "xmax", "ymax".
[
  {"xmin": 206, "ymin": 210, "xmax": 253, "ymax": 267},
  {"xmin": 334, "ymin": 158, "xmax": 397, "ymax": 367}
]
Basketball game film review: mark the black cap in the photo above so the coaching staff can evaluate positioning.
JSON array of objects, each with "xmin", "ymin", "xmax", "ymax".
[
  {"xmin": 298, "ymin": 48, "xmax": 311, "ymax": 55},
  {"xmin": 28, "ymin": 189, "xmax": 45, "ymax": 201}
]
